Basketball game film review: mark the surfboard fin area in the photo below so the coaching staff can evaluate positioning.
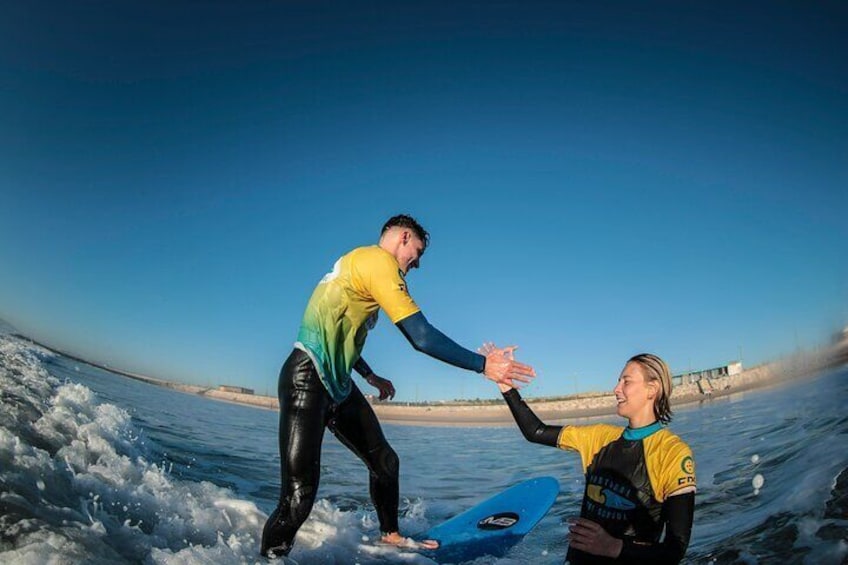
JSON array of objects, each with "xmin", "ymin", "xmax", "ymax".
[{"xmin": 422, "ymin": 476, "xmax": 559, "ymax": 561}]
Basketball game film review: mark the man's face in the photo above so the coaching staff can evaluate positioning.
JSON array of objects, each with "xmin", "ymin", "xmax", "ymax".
[{"xmin": 396, "ymin": 232, "xmax": 426, "ymax": 275}]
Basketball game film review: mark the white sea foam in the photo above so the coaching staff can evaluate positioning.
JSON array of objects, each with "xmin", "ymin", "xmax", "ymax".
[
  {"xmin": 0, "ymin": 336, "xmax": 267, "ymax": 563},
  {"xmin": 0, "ymin": 335, "xmax": 442, "ymax": 564}
]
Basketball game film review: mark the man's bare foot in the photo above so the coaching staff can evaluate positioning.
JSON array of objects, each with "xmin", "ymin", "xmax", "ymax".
[{"xmin": 379, "ymin": 531, "xmax": 439, "ymax": 550}]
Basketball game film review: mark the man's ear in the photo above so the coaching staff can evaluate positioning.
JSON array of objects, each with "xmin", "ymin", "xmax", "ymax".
[{"xmin": 400, "ymin": 230, "xmax": 410, "ymax": 245}]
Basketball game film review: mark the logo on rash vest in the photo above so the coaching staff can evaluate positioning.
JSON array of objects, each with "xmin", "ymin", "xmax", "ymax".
[
  {"xmin": 677, "ymin": 456, "xmax": 696, "ymax": 486},
  {"xmin": 587, "ymin": 484, "xmax": 636, "ymax": 510},
  {"xmin": 477, "ymin": 512, "xmax": 520, "ymax": 530}
]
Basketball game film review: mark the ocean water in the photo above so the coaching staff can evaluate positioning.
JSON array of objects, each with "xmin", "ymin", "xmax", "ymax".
[{"xmin": 1, "ymin": 332, "xmax": 846, "ymax": 564}]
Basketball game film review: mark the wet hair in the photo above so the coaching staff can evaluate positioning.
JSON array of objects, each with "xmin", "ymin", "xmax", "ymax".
[
  {"xmin": 381, "ymin": 214, "xmax": 429, "ymax": 249},
  {"xmin": 627, "ymin": 353, "xmax": 674, "ymax": 424}
]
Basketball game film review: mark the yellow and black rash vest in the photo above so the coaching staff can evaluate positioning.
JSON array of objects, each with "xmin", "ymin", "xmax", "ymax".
[
  {"xmin": 294, "ymin": 246, "xmax": 420, "ymax": 402},
  {"xmin": 558, "ymin": 423, "xmax": 696, "ymax": 564}
]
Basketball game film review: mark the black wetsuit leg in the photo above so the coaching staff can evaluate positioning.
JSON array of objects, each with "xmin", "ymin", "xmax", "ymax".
[
  {"xmin": 261, "ymin": 349, "xmax": 332, "ymax": 557},
  {"xmin": 329, "ymin": 383, "xmax": 400, "ymax": 534}
]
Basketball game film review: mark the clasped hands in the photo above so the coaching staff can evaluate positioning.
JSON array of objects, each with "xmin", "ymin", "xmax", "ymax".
[{"xmin": 478, "ymin": 342, "xmax": 535, "ymax": 391}]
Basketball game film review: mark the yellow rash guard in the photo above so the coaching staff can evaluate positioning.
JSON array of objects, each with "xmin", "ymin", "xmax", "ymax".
[
  {"xmin": 558, "ymin": 423, "xmax": 696, "ymax": 563},
  {"xmin": 294, "ymin": 245, "xmax": 420, "ymax": 401}
]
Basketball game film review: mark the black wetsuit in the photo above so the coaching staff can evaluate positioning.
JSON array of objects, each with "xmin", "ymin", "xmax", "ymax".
[
  {"xmin": 502, "ymin": 389, "xmax": 696, "ymax": 564},
  {"xmin": 261, "ymin": 349, "xmax": 401, "ymax": 557}
]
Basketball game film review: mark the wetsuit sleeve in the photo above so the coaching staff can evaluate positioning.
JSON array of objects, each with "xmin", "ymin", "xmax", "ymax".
[
  {"xmin": 395, "ymin": 312, "xmax": 486, "ymax": 373},
  {"xmin": 617, "ymin": 492, "xmax": 694, "ymax": 564},
  {"xmin": 353, "ymin": 357, "xmax": 375, "ymax": 378},
  {"xmin": 501, "ymin": 389, "xmax": 562, "ymax": 447}
]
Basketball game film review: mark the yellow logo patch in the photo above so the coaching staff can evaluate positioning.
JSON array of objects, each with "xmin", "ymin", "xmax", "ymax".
[{"xmin": 586, "ymin": 484, "xmax": 605, "ymax": 504}]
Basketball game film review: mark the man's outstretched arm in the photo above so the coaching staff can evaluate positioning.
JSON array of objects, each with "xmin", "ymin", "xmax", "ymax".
[{"xmin": 396, "ymin": 312, "xmax": 535, "ymax": 387}]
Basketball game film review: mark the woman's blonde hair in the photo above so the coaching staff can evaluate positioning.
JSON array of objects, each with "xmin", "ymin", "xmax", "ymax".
[{"xmin": 628, "ymin": 353, "xmax": 673, "ymax": 424}]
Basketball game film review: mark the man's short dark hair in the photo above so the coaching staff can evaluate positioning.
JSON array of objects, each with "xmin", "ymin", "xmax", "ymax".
[{"xmin": 381, "ymin": 214, "xmax": 429, "ymax": 249}]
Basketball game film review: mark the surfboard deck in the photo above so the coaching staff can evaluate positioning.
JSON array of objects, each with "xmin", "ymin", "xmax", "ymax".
[{"xmin": 421, "ymin": 476, "xmax": 559, "ymax": 562}]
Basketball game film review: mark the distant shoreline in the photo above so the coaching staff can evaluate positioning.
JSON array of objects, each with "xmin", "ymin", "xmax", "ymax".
[
  {"xmin": 370, "ymin": 358, "xmax": 832, "ymax": 426},
  {"xmin": 13, "ymin": 332, "xmax": 847, "ymax": 427}
]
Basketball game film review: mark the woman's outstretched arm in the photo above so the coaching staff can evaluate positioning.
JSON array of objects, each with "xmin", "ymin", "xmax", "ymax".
[{"xmin": 501, "ymin": 388, "xmax": 562, "ymax": 447}]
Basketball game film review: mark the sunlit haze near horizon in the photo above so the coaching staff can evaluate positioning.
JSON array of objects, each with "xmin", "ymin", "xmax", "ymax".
[{"xmin": 2, "ymin": 1, "xmax": 846, "ymax": 401}]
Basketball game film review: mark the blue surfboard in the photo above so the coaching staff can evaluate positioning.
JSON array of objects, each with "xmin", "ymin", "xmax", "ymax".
[{"xmin": 423, "ymin": 476, "xmax": 559, "ymax": 562}]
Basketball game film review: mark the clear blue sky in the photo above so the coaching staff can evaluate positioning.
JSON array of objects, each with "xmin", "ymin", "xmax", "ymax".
[{"xmin": 2, "ymin": 1, "xmax": 846, "ymax": 401}]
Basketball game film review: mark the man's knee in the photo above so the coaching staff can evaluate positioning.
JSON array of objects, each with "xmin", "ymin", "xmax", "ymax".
[{"xmin": 370, "ymin": 444, "xmax": 399, "ymax": 479}]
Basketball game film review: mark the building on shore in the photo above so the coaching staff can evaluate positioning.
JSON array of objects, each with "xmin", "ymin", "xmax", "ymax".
[
  {"xmin": 218, "ymin": 385, "xmax": 254, "ymax": 395},
  {"xmin": 673, "ymin": 361, "xmax": 742, "ymax": 388}
]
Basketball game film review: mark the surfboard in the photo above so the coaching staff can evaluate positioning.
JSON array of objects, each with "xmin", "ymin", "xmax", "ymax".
[{"xmin": 422, "ymin": 476, "xmax": 559, "ymax": 562}]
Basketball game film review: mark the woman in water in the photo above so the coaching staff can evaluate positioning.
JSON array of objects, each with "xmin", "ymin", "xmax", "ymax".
[{"xmin": 492, "ymin": 349, "xmax": 696, "ymax": 564}]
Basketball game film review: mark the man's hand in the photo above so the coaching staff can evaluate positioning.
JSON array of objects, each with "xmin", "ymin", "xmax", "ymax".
[
  {"xmin": 567, "ymin": 517, "xmax": 623, "ymax": 558},
  {"xmin": 478, "ymin": 342, "xmax": 535, "ymax": 389},
  {"xmin": 365, "ymin": 373, "xmax": 396, "ymax": 401}
]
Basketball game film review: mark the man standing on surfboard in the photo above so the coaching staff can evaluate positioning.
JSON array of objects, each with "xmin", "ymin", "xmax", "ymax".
[{"xmin": 261, "ymin": 214, "xmax": 536, "ymax": 559}]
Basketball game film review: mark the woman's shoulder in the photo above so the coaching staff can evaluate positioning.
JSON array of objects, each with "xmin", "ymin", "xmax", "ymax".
[
  {"xmin": 649, "ymin": 428, "xmax": 694, "ymax": 455},
  {"xmin": 558, "ymin": 423, "xmax": 624, "ymax": 451},
  {"xmin": 567, "ymin": 423, "xmax": 624, "ymax": 440}
]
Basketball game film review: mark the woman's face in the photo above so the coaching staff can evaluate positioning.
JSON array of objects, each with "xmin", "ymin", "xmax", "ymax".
[{"xmin": 613, "ymin": 361, "xmax": 655, "ymax": 421}]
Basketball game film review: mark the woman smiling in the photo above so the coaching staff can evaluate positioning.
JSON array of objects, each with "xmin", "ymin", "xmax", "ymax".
[{"xmin": 492, "ymin": 350, "xmax": 696, "ymax": 564}]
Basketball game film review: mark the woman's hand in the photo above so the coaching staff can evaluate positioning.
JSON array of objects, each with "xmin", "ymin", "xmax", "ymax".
[
  {"xmin": 479, "ymin": 343, "xmax": 534, "ymax": 391},
  {"xmin": 567, "ymin": 517, "xmax": 623, "ymax": 558}
]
